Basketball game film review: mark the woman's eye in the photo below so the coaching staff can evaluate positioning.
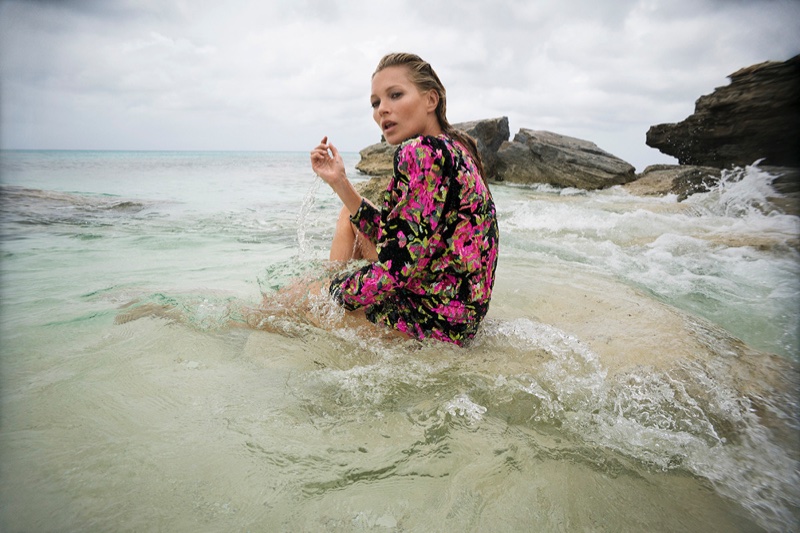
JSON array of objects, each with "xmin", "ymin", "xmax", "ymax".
[
  {"xmin": 370, "ymin": 100, "xmax": 379, "ymax": 109},
  {"xmin": 390, "ymin": 92, "xmax": 402, "ymax": 99}
]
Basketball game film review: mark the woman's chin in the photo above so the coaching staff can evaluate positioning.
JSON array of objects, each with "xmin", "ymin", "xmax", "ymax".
[
  {"xmin": 382, "ymin": 128, "xmax": 412, "ymax": 145},
  {"xmin": 383, "ymin": 133, "xmax": 400, "ymax": 145}
]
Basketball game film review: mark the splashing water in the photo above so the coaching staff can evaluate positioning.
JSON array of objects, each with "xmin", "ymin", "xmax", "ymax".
[
  {"xmin": 296, "ymin": 175, "xmax": 323, "ymax": 260},
  {"xmin": 445, "ymin": 394, "xmax": 488, "ymax": 423},
  {"xmin": 686, "ymin": 161, "xmax": 789, "ymax": 218},
  {"xmin": 498, "ymin": 164, "xmax": 799, "ymax": 359}
]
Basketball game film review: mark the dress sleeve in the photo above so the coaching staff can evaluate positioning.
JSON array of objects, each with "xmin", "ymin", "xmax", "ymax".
[
  {"xmin": 330, "ymin": 137, "xmax": 450, "ymax": 310},
  {"xmin": 349, "ymin": 198, "xmax": 381, "ymax": 243}
]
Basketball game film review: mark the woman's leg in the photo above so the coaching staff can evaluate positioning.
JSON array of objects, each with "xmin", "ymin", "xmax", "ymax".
[{"xmin": 329, "ymin": 206, "xmax": 378, "ymax": 262}]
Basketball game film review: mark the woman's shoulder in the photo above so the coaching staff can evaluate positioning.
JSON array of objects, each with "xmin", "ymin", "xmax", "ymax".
[
  {"xmin": 394, "ymin": 135, "xmax": 460, "ymax": 178},
  {"xmin": 393, "ymin": 135, "xmax": 453, "ymax": 175},
  {"xmin": 395, "ymin": 134, "xmax": 454, "ymax": 161},
  {"xmin": 397, "ymin": 134, "xmax": 450, "ymax": 150}
]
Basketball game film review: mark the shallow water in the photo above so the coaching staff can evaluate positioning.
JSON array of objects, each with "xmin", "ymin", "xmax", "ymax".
[{"xmin": 0, "ymin": 151, "xmax": 798, "ymax": 531}]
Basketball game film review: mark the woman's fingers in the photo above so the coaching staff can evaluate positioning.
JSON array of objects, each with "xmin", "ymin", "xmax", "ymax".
[
  {"xmin": 311, "ymin": 137, "xmax": 340, "ymax": 170},
  {"xmin": 310, "ymin": 137, "xmax": 345, "ymax": 185},
  {"xmin": 328, "ymin": 142, "xmax": 339, "ymax": 159},
  {"xmin": 311, "ymin": 137, "xmax": 332, "ymax": 157},
  {"xmin": 310, "ymin": 142, "xmax": 330, "ymax": 164},
  {"xmin": 314, "ymin": 136, "xmax": 329, "ymax": 155}
]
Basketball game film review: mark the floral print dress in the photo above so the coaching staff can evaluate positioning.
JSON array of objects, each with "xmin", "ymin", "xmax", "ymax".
[{"xmin": 330, "ymin": 134, "xmax": 499, "ymax": 346}]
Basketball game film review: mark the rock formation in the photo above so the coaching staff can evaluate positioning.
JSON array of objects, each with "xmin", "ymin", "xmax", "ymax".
[
  {"xmin": 354, "ymin": 142, "xmax": 395, "ymax": 177},
  {"xmin": 760, "ymin": 166, "xmax": 800, "ymax": 216},
  {"xmin": 356, "ymin": 117, "xmax": 637, "ymax": 190},
  {"xmin": 646, "ymin": 55, "xmax": 800, "ymax": 168},
  {"xmin": 495, "ymin": 129, "xmax": 637, "ymax": 189},
  {"xmin": 450, "ymin": 116, "xmax": 510, "ymax": 180},
  {"xmin": 623, "ymin": 165, "xmax": 722, "ymax": 200},
  {"xmin": 354, "ymin": 175, "xmax": 391, "ymax": 206}
]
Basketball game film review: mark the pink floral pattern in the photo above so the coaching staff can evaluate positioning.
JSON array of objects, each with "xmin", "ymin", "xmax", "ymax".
[{"xmin": 330, "ymin": 134, "xmax": 499, "ymax": 345}]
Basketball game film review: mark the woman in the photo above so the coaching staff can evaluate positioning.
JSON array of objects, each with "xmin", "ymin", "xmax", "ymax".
[{"xmin": 310, "ymin": 52, "xmax": 499, "ymax": 346}]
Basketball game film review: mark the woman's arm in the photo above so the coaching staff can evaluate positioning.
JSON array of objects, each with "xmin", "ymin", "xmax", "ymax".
[{"xmin": 332, "ymin": 137, "xmax": 451, "ymax": 309}]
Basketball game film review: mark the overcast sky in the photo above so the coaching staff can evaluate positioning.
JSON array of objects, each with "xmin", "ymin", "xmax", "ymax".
[{"xmin": 1, "ymin": 0, "xmax": 798, "ymax": 170}]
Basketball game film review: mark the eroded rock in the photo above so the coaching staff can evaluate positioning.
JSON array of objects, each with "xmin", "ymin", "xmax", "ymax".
[
  {"xmin": 646, "ymin": 55, "xmax": 800, "ymax": 168},
  {"xmin": 624, "ymin": 164, "xmax": 722, "ymax": 200},
  {"xmin": 496, "ymin": 129, "xmax": 637, "ymax": 189}
]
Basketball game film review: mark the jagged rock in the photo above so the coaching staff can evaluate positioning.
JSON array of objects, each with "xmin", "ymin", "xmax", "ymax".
[
  {"xmin": 449, "ymin": 116, "xmax": 509, "ymax": 180},
  {"xmin": 355, "ymin": 117, "xmax": 510, "ymax": 178},
  {"xmin": 765, "ymin": 166, "xmax": 800, "ymax": 196},
  {"xmin": 762, "ymin": 166, "xmax": 800, "ymax": 216},
  {"xmin": 646, "ymin": 55, "xmax": 800, "ymax": 168},
  {"xmin": 623, "ymin": 164, "xmax": 722, "ymax": 200},
  {"xmin": 354, "ymin": 176, "xmax": 391, "ymax": 206},
  {"xmin": 624, "ymin": 164, "xmax": 799, "ymax": 215},
  {"xmin": 496, "ymin": 129, "xmax": 637, "ymax": 189},
  {"xmin": 354, "ymin": 142, "xmax": 395, "ymax": 177}
]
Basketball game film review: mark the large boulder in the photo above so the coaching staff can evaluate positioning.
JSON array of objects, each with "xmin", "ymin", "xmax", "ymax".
[
  {"xmin": 623, "ymin": 164, "xmax": 722, "ymax": 200},
  {"xmin": 449, "ymin": 116, "xmax": 509, "ymax": 180},
  {"xmin": 646, "ymin": 55, "xmax": 800, "ymax": 168},
  {"xmin": 354, "ymin": 142, "xmax": 395, "ymax": 177},
  {"xmin": 496, "ymin": 129, "xmax": 637, "ymax": 189},
  {"xmin": 624, "ymin": 164, "xmax": 799, "ymax": 215},
  {"xmin": 354, "ymin": 176, "xmax": 391, "ymax": 206},
  {"xmin": 760, "ymin": 166, "xmax": 800, "ymax": 216},
  {"xmin": 355, "ymin": 116, "xmax": 510, "ymax": 178}
]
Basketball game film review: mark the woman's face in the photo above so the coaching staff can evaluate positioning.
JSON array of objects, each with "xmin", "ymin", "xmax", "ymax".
[{"xmin": 371, "ymin": 66, "xmax": 441, "ymax": 145}]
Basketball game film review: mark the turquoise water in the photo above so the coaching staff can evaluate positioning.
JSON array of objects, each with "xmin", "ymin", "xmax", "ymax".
[{"xmin": 1, "ymin": 150, "xmax": 797, "ymax": 531}]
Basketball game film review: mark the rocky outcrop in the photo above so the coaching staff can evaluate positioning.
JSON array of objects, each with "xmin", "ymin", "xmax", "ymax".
[
  {"xmin": 356, "ymin": 119, "xmax": 637, "ymax": 191},
  {"xmin": 646, "ymin": 55, "xmax": 800, "ymax": 168},
  {"xmin": 623, "ymin": 165, "xmax": 722, "ymax": 200},
  {"xmin": 496, "ymin": 129, "xmax": 637, "ymax": 189},
  {"xmin": 354, "ymin": 142, "xmax": 395, "ymax": 177},
  {"xmin": 354, "ymin": 176, "xmax": 391, "ymax": 206},
  {"xmin": 451, "ymin": 116, "xmax": 510, "ymax": 180},
  {"xmin": 622, "ymin": 164, "xmax": 799, "ymax": 215},
  {"xmin": 762, "ymin": 166, "xmax": 800, "ymax": 216}
]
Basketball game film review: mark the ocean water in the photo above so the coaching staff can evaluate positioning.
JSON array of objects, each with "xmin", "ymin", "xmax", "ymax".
[{"xmin": 0, "ymin": 150, "xmax": 798, "ymax": 532}]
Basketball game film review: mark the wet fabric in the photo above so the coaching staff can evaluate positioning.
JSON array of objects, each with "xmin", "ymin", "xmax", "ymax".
[{"xmin": 330, "ymin": 134, "xmax": 499, "ymax": 345}]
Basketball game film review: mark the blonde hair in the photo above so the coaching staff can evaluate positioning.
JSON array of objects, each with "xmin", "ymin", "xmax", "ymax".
[{"xmin": 373, "ymin": 52, "xmax": 485, "ymax": 178}]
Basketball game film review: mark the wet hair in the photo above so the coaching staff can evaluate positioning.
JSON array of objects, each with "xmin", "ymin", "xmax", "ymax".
[{"xmin": 373, "ymin": 52, "xmax": 486, "ymax": 178}]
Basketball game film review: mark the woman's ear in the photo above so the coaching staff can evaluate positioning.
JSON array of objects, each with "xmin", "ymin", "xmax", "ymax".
[{"xmin": 426, "ymin": 89, "xmax": 440, "ymax": 112}]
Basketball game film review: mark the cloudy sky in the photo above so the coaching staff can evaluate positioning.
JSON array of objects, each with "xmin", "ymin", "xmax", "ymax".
[{"xmin": 1, "ymin": 0, "xmax": 798, "ymax": 170}]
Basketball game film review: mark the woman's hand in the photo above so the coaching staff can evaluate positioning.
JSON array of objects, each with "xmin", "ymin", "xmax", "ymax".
[
  {"xmin": 310, "ymin": 136, "xmax": 347, "ymax": 187},
  {"xmin": 311, "ymin": 136, "xmax": 363, "ymax": 216}
]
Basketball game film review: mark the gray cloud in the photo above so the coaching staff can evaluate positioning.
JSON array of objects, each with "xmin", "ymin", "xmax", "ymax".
[{"xmin": 2, "ymin": 0, "xmax": 798, "ymax": 170}]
